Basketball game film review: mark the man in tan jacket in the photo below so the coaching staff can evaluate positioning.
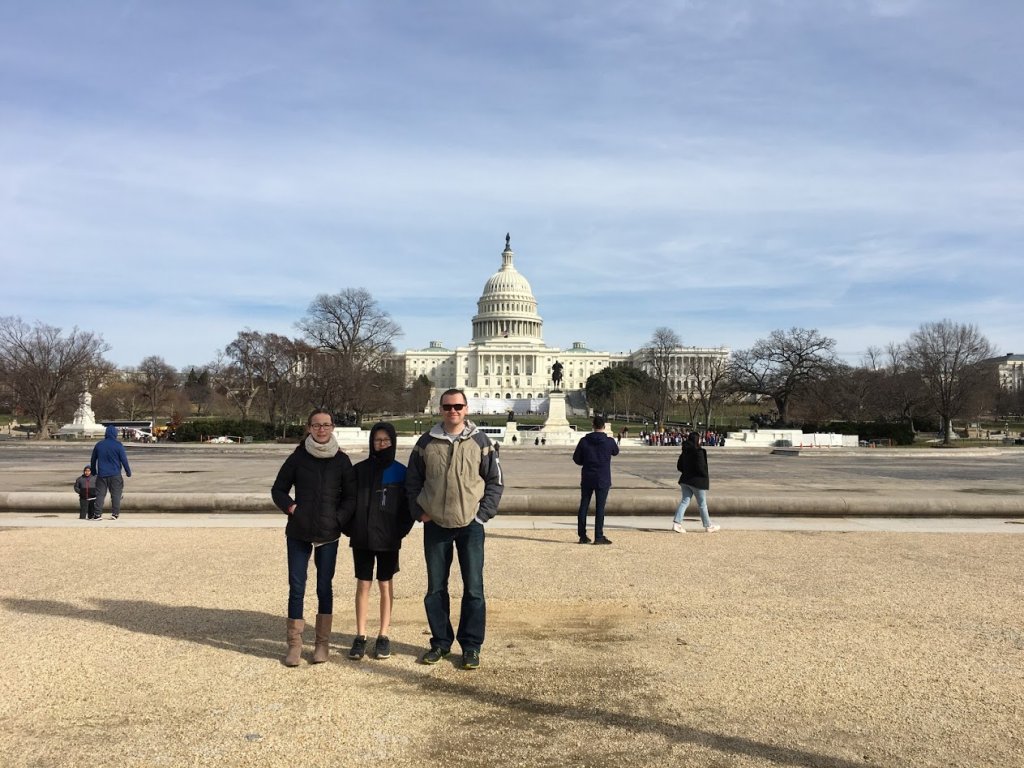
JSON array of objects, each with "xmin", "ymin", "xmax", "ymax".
[{"xmin": 406, "ymin": 389, "xmax": 503, "ymax": 670}]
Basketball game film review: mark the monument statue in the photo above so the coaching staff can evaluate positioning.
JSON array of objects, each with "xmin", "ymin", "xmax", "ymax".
[
  {"xmin": 551, "ymin": 360, "xmax": 563, "ymax": 390},
  {"xmin": 57, "ymin": 390, "xmax": 106, "ymax": 438},
  {"xmin": 505, "ymin": 232, "xmax": 511, "ymax": 249}
]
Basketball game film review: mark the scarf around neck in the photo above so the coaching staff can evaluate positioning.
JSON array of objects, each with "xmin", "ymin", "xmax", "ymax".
[{"xmin": 304, "ymin": 433, "xmax": 340, "ymax": 459}]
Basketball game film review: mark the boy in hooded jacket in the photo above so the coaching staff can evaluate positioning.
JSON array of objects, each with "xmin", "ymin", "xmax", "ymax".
[
  {"xmin": 74, "ymin": 466, "xmax": 99, "ymax": 520},
  {"xmin": 344, "ymin": 422, "xmax": 413, "ymax": 661}
]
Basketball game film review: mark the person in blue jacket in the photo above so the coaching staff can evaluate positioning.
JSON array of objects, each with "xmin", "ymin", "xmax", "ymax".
[
  {"xmin": 90, "ymin": 425, "xmax": 132, "ymax": 520},
  {"xmin": 344, "ymin": 422, "xmax": 413, "ymax": 661},
  {"xmin": 572, "ymin": 415, "xmax": 619, "ymax": 545}
]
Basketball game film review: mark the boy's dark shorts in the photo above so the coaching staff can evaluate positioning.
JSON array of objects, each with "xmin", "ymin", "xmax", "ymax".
[{"xmin": 353, "ymin": 548, "xmax": 400, "ymax": 581}]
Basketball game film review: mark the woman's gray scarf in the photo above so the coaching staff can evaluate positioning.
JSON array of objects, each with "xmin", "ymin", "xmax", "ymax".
[{"xmin": 304, "ymin": 433, "xmax": 340, "ymax": 459}]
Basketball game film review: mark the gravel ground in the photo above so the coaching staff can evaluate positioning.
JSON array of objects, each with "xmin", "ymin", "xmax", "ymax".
[{"xmin": 2, "ymin": 527, "xmax": 1022, "ymax": 768}]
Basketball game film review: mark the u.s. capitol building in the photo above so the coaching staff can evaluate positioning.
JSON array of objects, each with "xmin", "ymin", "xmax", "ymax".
[{"xmin": 396, "ymin": 235, "xmax": 729, "ymax": 414}]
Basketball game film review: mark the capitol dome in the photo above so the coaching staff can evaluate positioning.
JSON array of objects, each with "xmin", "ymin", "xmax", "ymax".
[{"xmin": 471, "ymin": 234, "xmax": 544, "ymax": 346}]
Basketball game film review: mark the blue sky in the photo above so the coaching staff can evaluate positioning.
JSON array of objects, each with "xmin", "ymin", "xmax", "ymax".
[{"xmin": 3, "ymin": 0, "xmax": 1021, "ymax": 368}]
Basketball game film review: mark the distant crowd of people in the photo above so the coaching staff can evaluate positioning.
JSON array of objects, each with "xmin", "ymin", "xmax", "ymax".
[{"xmin": 638, "ymin": 428, "xmax": 725, "ymax": 447}]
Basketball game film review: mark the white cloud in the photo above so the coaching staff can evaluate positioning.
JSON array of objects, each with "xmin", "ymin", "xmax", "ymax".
[{"xmin": 1, "ymin": 0, "xmax": 1021, "ymax": 368}]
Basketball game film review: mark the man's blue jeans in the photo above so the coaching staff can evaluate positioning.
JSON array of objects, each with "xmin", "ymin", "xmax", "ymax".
[
  {"xmin": 578, "ymin": 486, "xmax": 610, "ymax": 539},
  {"xmin": 285, "ymin": 536, "xmax": 339, "ymax": 620},
  {"xmin": 95, "ymin": 474, "xmax": 124, "ymax": 517},
  {"xmin": 423, "ymin": 520, "xmax": 485, "ymax": 652}
]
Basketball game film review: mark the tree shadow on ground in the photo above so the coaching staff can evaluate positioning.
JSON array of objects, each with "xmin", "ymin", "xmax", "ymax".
[
  {"xmin": 486, "ymin": 531, "xmax": 574, "ymax": 545},
  {"xmin": 3, "ymin": 596, "xmax": 879, "ymax": 768}
]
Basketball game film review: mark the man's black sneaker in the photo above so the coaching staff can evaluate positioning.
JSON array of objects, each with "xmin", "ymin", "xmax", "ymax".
[
  {"xmin": 374, "ymin": 635, "xmax": 391, "ymax": 659},
  {"xmin": 578, "ymin": 535, "xmax": 591, "ymax": 544},
  {"xmin": 462, "ymin": 649, "xmax": 480, "ymax": 670},
  {"xmin": 110, "ymin": 514, "xmax": 119, "ymax": 520},
  {"xmin": 420, "ymin": 646, "xmax": 450, "ymax": 665},
  {"xmin": 593, "ymin": 536, "xmax": 613, "ymax": 545},
  {"xmin": 348, "ymin": 635, "xmax": 367, "ymax": 660}
]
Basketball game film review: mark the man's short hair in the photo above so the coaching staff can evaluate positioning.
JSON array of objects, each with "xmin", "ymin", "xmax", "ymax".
[
  {"xmin": 439, "ymin": 388, "xmax": 467, "ymax": 405},
  {"xmin": 592, "ymin": 416, "xmax": 606, "ymax": 430}
]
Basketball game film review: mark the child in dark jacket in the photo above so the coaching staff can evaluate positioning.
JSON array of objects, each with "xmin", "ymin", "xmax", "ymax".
[
  {"xmin": 74, "ymin": 466, "xmax": 98, "ymax": 520},
  {"xmin": 344, "ymin": 422, "xmax": 413, "ymax": 661}
]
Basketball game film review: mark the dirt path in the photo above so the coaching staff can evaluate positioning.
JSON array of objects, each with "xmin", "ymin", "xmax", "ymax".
[{"xmin": 2, "ymin": 527, "xmax": 1022, "ymax": 767}]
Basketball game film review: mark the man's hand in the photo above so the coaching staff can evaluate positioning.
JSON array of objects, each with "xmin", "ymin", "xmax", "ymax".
[
  {"xmin": 419, "ymin": 513, "xmax": 431, "ymax": 523},
  {"xmin": 287, "ymin": 504, "xmax": 297, "ymax": 515}
]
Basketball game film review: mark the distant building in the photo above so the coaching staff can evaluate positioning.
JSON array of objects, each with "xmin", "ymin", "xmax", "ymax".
[
  {"xmin": 983, "ymin": 353, "xmax": 1024, "ymax": 391},
  {"xmin": 394, "ymin": 236, "xmax": 729, "ymax": 414}
]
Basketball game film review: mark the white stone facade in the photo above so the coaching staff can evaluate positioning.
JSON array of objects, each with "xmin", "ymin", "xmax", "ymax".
[
  {"xmin": 395, "ymin": 236, "xmax": 729, "ymax": 409},
  {"xmin": 986, "ymin": 354, "xmax": 1024, "ymax": 391}
]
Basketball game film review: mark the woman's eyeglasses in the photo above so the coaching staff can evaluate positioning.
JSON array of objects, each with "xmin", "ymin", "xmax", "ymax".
[{"xmin": 309, "ymin": 423, "xmax": 334, "ymax": 430}]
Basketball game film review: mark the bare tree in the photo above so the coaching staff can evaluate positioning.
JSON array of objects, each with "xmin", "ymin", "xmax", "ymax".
[
  {"xmin": 0, "ymin": 317, "xmax": 109, "ymax": 439},
  {"xmin": 904, "ymin": 319, "xmax": 995, "ymax": 444},
  {"xmin": 639, "ymin": 327, "xmax": 681, "ymax": 430},
  {"xmin": 691, "ymin": 354, "xmax": 732, "ymax": 432},
  {"xmin": 94, "ymin": 378, "xmax": 146, "ymax": 420},
  {"xmin": 217, "ymin": 333, "xmax": 264, "ymax": 419},
  {"xmin": 296, "ymin": 288, "xmax": 402, "ymax": 420},
  {"xmin": 730, "ymin": 327, "xmax": 839, "ymax": 425},
  {"xmin": 253, "ymin": 334, "xmax": 305, "ymax": 425},
  {"xmin": 137, "ymin": 355, "xmax": 179, "ymax": 430},
  {"xmin": 183, "ymin": 367, "xmax": 213, "ymax": 417}
]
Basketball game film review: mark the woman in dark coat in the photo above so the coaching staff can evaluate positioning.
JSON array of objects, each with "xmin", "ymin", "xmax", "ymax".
[
  {"xmin": 271, "ymin": 409, "xmax": 356, "ymax": 666},
  {"xmin": 672, "ymin": 431, "xmax": 721, "ymax": 533},
  {"xmin": 343, "ymin": 422, "xmax": 413, "ymax": 661}
]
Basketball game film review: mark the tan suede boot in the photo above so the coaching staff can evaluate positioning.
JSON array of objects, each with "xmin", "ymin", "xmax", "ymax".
[
  {"xmin": 312, "ymin": 614, "xmax": 333, "ymax": 664},
  {"xmin": 284, "ymin": 618, "xmax": 304, "ymax": 667}
]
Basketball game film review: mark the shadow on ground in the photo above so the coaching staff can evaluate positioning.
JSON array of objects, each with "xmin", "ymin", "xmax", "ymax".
[{"xmin": 5, "ymin": 595, "xmax": 881, "ymax": 768}]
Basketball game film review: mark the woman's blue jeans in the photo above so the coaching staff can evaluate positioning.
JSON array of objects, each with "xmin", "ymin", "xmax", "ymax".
[
  {"xmin": 423, "ymin": 520, "xmax": 485, "ymax": 653},
  {"xmin": 674, "ymin": 484, "xmax": 711, "ymax": 528},
  {"xmin": 286, "ymin": 536, "xmax": 339, "ymax": 620}
]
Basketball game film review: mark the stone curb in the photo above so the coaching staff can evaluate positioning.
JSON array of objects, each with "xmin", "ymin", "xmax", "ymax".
[{"xmin": 4, "ymin": 491, "xmax": 1023, "ymax": 517}]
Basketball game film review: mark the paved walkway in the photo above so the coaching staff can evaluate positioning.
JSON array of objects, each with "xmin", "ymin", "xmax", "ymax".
[{"xmin": 2, "ymin": 440, "xmax": 1023, "ymax": 517}]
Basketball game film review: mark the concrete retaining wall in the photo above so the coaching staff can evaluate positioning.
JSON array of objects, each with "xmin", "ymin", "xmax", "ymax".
[{"xmin": 5, "ymin": 491, "xmax": 1024, "ymax": 517}]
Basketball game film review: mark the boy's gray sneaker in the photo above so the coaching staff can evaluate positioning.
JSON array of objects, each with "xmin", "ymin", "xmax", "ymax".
[
  {"xmin": 374, "ymin": 636, "xmax": 391, "ymax": 659},
  {"xmin": 462, "ymin": 649, "xmax": 480, "ymax": 670},
  {"xmin": 348, "ymin": 635, "xmax": 367, "ymax": 660}
]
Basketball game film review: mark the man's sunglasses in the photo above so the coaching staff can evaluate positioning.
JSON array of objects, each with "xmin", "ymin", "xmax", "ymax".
[{"xmin": 441, "ymin": 403, "xmax": 465, "ymax": 412}]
